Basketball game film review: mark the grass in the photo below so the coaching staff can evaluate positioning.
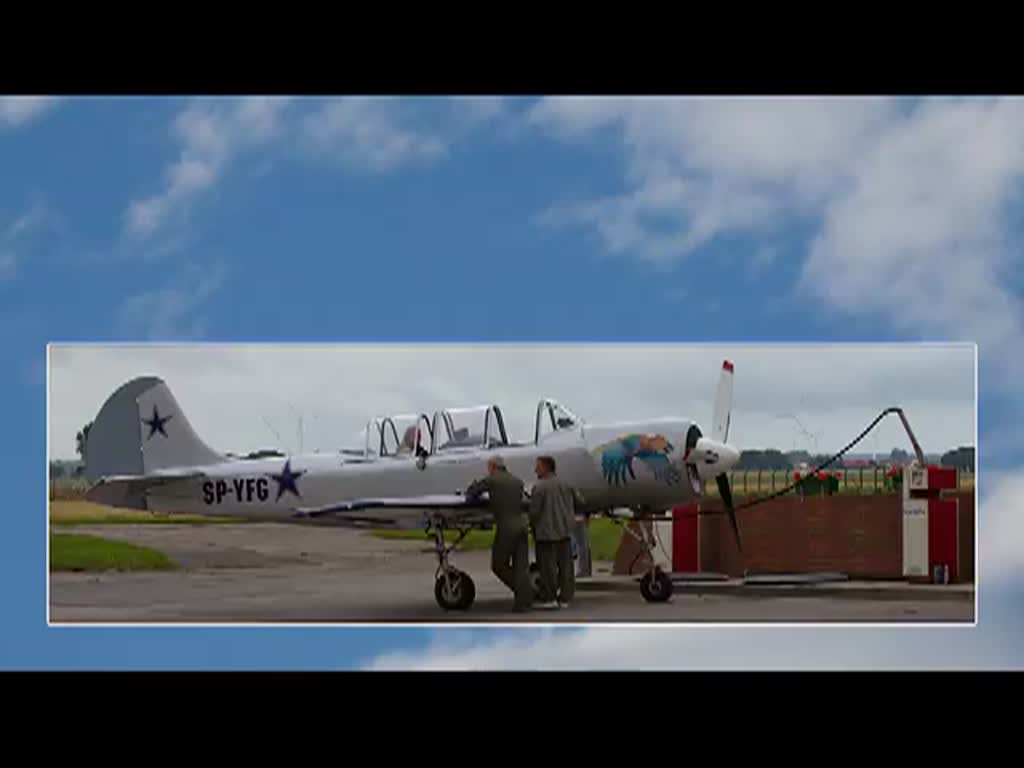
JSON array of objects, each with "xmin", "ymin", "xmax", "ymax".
[
  {"xmin": 373, "ymin": 528, "xmax": 496, "ymax": 551},
  {"xmin": 369, "ymin": 517, "xmax": 625, "ymax": 562},
  {"xmin": 49, "ymin": 500, "xmax": 241, "ymax": 526},
  {"xmin": 50, "ymin": 532, "xmax": 177, "ymax": 572},
  {"xmin": 585, "ymin": 518, "xmax": 625, "ymax": 562}
]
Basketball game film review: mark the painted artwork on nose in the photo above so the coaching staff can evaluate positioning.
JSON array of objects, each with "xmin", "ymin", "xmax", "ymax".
[{"xmin": 594, "ymin": 433, "xmax": 682, "ymax": 486}]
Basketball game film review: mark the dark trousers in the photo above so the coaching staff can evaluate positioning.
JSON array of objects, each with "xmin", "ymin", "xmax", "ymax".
[
  {"xmin": 492, "ymin": 526, "xmax": 531, "ymax": 609},
  {"xmin": 536, "ymin": 538, "xmax": 575, "ymax": 603}
]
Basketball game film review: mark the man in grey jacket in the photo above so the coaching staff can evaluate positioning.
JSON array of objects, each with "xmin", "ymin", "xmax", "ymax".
[{"xmin": 528, "ymin": 455, "xmax": 582, "ymax": 608}]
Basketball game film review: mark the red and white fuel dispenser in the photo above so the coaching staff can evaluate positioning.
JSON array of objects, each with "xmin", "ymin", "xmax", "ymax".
[{"xmin": 901, "ymin": 461, "xmax": 960, "ymax": 583}]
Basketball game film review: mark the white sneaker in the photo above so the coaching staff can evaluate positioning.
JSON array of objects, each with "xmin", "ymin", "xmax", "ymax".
[
  {"xmin": 536, "ymin": 600, "xmax": 559, "ymax": 610},
  {"xmin": 558, "ymin": 601, "xmax": 570, "ymax": 609}
]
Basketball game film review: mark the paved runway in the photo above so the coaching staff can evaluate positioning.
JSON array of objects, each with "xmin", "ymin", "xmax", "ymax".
[{"xmin": 49, "ymin": 524, "xmax": 975, "ymax": 624}]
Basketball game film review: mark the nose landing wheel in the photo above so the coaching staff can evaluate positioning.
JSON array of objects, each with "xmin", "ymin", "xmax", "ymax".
[
  {"xmin": 640, "ymin": 567, "xmax": 673, "ymax": 603},
  {"xmin": 434, "ymin": 568, "xmax": 476, "ymax": 611}
]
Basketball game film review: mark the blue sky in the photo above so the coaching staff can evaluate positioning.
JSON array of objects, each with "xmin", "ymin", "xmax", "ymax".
[{"xmin": 2, "ymin": 96, "xmax": 1022, "ymax": 669}]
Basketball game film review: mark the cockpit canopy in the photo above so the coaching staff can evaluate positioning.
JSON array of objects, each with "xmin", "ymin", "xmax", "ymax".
[
  {"xmin": 346, "ymin": 399, "xmax": 584, "ymax": 459},
  {"xmin": 534, "ymin": 398, "xmax": 581, "ymax": 443},
  {"xmin": 431, "ymin": 405, "xmax": 509, "ymax": 453},
  {"xmin": 355, "ymin": 413, "xmax": 433, "ymax": 459}
]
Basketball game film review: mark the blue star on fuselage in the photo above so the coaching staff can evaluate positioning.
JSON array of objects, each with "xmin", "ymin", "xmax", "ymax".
[
  {"xmin": 270, "ymin": 459, "xmax": 306, "ymax": 501},
  {"xmin": 142, "ymin": 404, "xmax": 173, "ymax": 439}
]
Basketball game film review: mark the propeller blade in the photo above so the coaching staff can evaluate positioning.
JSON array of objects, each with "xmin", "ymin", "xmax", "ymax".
[
  {"xmin": 716, "ymin": 473, "xmax": 742, "ymax": 553},
  {"xmin": 684, "ymin": 424, "xmax": 702, "ymax": 461}
]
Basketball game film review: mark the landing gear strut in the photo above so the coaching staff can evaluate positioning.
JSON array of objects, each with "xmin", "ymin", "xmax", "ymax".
[
  {"xmin": 430, "ymin": 517, "xmax": 476, "ymax": 611},
  {"xmin": 611, "ymin": 507, "xmax": 674, "ymax": 604}
]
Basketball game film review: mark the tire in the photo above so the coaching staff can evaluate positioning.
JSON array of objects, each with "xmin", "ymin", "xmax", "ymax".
[
  {"xmin": 640, "ymin": 569, "xmax": 673, "ymax": 603},
  {"xmin": 435, "ymin": 569, "xmax": 476, "ymax": 611},
  {"xmin": 528, "ymin": 562, "xmax": 544, "ymax": 601},
  {"xmin": 461, "ymin": 571, "xmax": 476, "ymax": 609}
]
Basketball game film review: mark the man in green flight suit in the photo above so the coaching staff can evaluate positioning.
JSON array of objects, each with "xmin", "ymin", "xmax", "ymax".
[{"xmin": 466, "ymin": 455, "xmax": 532, "ymax": 611}]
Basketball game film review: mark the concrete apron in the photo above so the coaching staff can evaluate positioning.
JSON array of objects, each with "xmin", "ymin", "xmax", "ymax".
[{"xmin": 576, "ymin": 575, "xmax": 975, "ymax": 602}]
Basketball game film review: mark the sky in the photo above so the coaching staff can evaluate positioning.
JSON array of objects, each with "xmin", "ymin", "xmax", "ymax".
[
  {"xmin": 3, "ymin": 95, "xmax": 1022, "ymax": 670},
  {"xmin": 48, "ymin": 343, "xmax": 975, "ymax": 461}
]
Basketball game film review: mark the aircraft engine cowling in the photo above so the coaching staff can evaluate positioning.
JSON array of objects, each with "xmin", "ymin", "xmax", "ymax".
[{"xmin": 682, "ymin": 424, "xmax": 740, "ymax": 485}]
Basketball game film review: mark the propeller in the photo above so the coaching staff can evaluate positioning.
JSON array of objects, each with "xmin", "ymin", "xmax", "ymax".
[
  {"xmin": 715, "ymin": 472, "xmax": 742, "ymax": 553},
  {"xmin": 684, "ymin": 424, "xmax": 702, "ymax": 461},
  {"xmin": 686, "ymin": 423, "xmax": 741, "ymax": 551}
]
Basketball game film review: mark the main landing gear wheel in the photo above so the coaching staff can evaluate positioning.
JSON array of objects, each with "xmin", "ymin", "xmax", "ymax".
[
  {"xmin": 435, "ymin": 568, "xmax": 476, "ymax": 611},
  {"xmin": 528, "ymin": 562, "xmax": 544, "ymax": 602},
  {"xmin": 430, "ymin": 516, "xmax": 477, "ymax": 611},
  {"xmin": 640, "ymin": 568, "xmax": 673, "ymax": 603}
]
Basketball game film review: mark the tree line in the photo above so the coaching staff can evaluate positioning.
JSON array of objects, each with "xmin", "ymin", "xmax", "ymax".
[{"xmin": 736, "ymin": 446, "xmax": 975, "ymax": 471}]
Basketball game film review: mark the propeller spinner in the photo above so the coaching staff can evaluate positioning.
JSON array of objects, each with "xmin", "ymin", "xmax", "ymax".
[{"xmin": 683, "ymin": 424, "xmax": 742, "ymax": 552}]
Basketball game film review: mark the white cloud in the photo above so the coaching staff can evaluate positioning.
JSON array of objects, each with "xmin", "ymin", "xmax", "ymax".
[
  {"xmin": 0, "ymin": 201, "xmax": 62, "ymax": 281},
  {"xmin": 0, "ymin": 251, "xmax": 15, "ymax": 281},
  {"xmin": 978, "ymin": 407, "xmax": 1024, "ymax": 467},
  {"xmin": 452, "ymin": 96, "xmax": 507, "ymax": 126},
  {"xmin": 125, "ymin": 96, "xmax": 503, "ymax": 243},
  {"xmin": 369, "ymin": 469, "xmax": 1023, "ymax": 671},
  {"xmin": 8, "ymin": 201, "xmax": 59, "ymax": 239},
  {"xmin": 529, "ymin": 97, "xmax": 896, "ymax": 262},
  {"xmin": 528, "ymin": 97, "xmax": 1024, "ymax": 385},
  {"xmin": 300, "ymin": 98, "xmax": 447, "ymax": 173},
  {"xmin": 47, "ymin": 344, "xmax": 973, "ymax": 463},
  {"xmin": 979, "ymin": 470, "xmax": 1024, "ymax": 583},
  {"xmin": 0, "ymin": 96, "xmax": 59, "ymax": 129},
  {"xmin": 124, "ymin": 98, "xmax": 292, "ymax": 240},
  {"xmin": 802, "ymin": 98, "xmax": 1024, "ymax": 383},
  {"xmin": 444, "ymin": 96, "xmax": 514, "ymax": 138},
  {"xmin": 367, "ymin": 615, "xmax": 1016, "ymax": 670},
  {"xmin": 114, "ymin": 262, "xmax": 227, "ymax": 341}
]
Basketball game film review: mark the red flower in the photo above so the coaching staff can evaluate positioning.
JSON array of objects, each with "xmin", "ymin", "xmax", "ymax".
[{"xmin": 817, "ymin": 471, "xmax": 827, "ymax": 480}]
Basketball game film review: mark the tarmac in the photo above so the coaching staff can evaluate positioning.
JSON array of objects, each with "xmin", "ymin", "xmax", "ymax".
[{"xmin": 48, "ymin": 523, "xmax": 976, "ymax": 624}]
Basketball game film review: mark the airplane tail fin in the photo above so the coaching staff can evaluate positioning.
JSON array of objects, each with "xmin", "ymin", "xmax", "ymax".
[
  {"xmin": 84, "ymin": 376, "xmax": 225, "ymax": 482},
  {"xmin": 711, "ymin": 360, "xmax": 734, "ymax": 443}
]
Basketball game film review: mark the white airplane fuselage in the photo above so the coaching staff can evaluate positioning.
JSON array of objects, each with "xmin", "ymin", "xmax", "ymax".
[
  {"xmin": 80, "ymin": 362, "xmax": 744, "ymax": 611},
  {"xmin": 137, "ymin": 418, "xmax": 736, "ymax": 527}
]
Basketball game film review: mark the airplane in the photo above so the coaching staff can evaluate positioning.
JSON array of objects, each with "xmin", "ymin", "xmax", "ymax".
[{"xmin": 81, "ymin": 359, "xmax": 744, "ymax": 611}]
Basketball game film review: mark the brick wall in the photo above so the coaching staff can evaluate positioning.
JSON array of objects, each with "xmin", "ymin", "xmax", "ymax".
[{"xmin": 697, "ymin": 490, "xmax": 976, "ymax": 582}]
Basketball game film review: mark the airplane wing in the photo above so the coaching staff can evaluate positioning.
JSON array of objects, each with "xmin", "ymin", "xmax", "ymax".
[
  {"xmin": 84, "ymin": 469, "xmax": 207, "ymax": 510},
  {"xmin": 292, "ymin": 492, "xmax": 492, "ymax": 520}
]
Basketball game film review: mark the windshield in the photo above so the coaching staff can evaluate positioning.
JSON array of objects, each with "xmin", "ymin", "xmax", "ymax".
[
  {"xmin": 434, "ymin": 405, "xmax": 508, "ymax": 452},
  {"xmin": 389, "ymin": 414, "xmax": 432, "ymax": 456},
  {"xmin": 552, "ymin": 402, "xmax": 578, "ymax": 430},
  {"xmin": 387, "ymin": 415, "xmax": 419, "ymax": 455},
  {"xmin": 535, "ymin": 399, "xmax": 581, "ymax": 443}
]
